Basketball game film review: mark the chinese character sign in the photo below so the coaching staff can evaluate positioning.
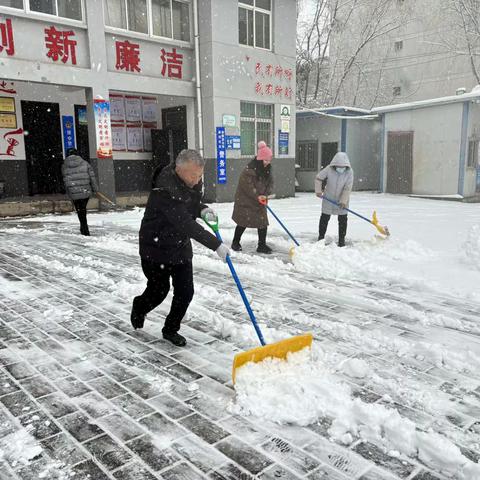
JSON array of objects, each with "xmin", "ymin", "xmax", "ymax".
[
  {"xmin": 0, "ymin": 19, "xmax": 14, "ymax": 57},
  {"xmin": 115, "ymin": 40, "xmax": 141, "ymax": 73},
  {"xmin": 45, "ymin": 26, "xmax": 77, "ymax": 65},
  {"xmin": 160, "ymin": 48, "xmax": 183, "ymax": 79},
  {"xmin": 94, "ymin": 99, "xmax": 113, "ymax": 159},
  {"xmin": 216, "ymin": 127, "xmax": 227, "ymax": 184},
  {"xmin": 252, "ymin": 59, "xmax": 294, "ymax": 100}
]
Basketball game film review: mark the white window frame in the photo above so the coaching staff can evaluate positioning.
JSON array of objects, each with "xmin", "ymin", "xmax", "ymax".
[
  {"xmin": 104, "ymin": 0, "xmax": 192, "ymax": 44},
  {"xmin": 239, "ymin": 0, "xmax": 272, "ymax": 51},
  {"xmin": 0, "ymin": 0, "xmax": 87, "ymax": 24},
  {"xmin": 240, "ymin": 101, "xmax": 274, "ymax": 157}
]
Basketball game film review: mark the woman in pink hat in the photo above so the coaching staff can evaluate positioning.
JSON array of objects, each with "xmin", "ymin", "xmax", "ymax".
[{"xmin": 231, "ymin": 141, "xmax": 274, "ymax": 254}]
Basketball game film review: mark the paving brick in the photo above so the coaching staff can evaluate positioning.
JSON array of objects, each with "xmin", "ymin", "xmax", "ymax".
[
  {"xmin": 110, "ymin": 393, "xmax": 155, "ymax": 420},
  {"xmin": 0, "ymin": 390, "xmax": 37, "ymax": 417},
  {"xmin": 113, "ymin": 462, "xmax": 158, "ymax": 480},
  {"xmin": 37, "ymin": 392, "xmax": 78, "ymax": 419},
  {"xmin": 179, "ymin": 413, "xmax": 230, "ymax": 444},
  {"xmin": 60, "ymin": 411, "xmax": 105, "ymax": 443},
  {"xmin": 126, "ymin": 434, "xmax": 180, "ymax": 472},
  {"xmin": 83, "ymin": 433, "xmax": 132, "ymax": 470},
  {"xmin": 19, "ymin": 411, "xmax": 61, "ymax": 440}
]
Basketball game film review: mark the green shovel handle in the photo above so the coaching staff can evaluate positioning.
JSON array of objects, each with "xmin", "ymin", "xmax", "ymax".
[{"xmin": 202, "ymin": 213, "xmax": 219, "ymax": 233}]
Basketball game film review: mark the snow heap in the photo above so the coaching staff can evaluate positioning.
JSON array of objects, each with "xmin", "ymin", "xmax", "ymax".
[
  {"xmin": 231, "ymin": 348, "xmax": 480, "ymax": 479},
  {"xmin": 463, "ymin": 225, "xmax": 480, "ymax": 271}
]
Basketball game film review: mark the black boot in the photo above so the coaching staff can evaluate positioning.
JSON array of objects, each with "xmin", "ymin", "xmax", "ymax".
[
  {"xmin": 162, "ymin": 331, "xmax": 187, "ymax": 347},
  {"xmin": 257, "ymin": 228, "xmax": 272, "ymax": 254},
  {"xmin": 318, "ymin": 214, "xmax": 330, "ymax": 241},
  {"xmin": 130, "ymin": 297, "xmax": 146, "ymax": 330},
  {"xmin": 338, "ymin": 215, "xmax": 348, "ymax": 247},
  {"xmin": 231, "ymin": 226, "xmax": 245, "ymax": 251}
]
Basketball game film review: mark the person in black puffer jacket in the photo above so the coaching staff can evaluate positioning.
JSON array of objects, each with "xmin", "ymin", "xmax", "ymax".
[
  {"xmin": 131, "ymin": 149, "xmax": 230, "ymax": 346},
  {"xmin": 62, "ymin": 148, "xmax": 98, "ymax": 236}
]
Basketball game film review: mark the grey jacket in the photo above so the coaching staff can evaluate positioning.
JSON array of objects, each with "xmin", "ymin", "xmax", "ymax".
[
  {"xmin": 62, "ymin": 155, "xmax": 98, "ymax": 201},
  {"xmin": 315, "ymin": 152, "xmax": 354, "ymax": 215}
]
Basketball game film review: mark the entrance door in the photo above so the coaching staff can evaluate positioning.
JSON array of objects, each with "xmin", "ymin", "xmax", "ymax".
[
  {"xmin": 386, "ymin": 131, "xmax": 413, "ymax": 194},
  {"xmin": 321, "ymin": 142, "xmax": 338, "ymax": 168},
  {"xmin": 22, "ymin": 101, "xmax": 64, "ymax": 195},
  {"xmin": 75, "ymin": 105, "xmax": 90, "ymax": 161},
  {"xmin": 162, "ymin": 105, "xmax": 188, "ymax": 159}
]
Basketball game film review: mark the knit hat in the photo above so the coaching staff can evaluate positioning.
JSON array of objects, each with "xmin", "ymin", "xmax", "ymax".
[{"xmin": 257, "ymin": 141, "xmax": 273, "ymax": 162}]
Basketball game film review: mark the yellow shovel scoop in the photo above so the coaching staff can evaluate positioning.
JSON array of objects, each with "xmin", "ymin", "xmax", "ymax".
[{"xmin": 203, "ymin": 214, "xmax": 313, "ymax": 383}]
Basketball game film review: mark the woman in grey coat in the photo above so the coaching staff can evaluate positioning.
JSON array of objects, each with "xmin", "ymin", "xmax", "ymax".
[
  {"xmin": 62, "ymin": 148, "xmax": 98, "ymax": 236},
  {"xmin": 314, "ymin": 152, "xmax": 354, "ymax": 247}
]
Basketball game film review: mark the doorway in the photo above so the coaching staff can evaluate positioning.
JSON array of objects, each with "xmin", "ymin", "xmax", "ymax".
[
  {"xmin": 22, "ymin": 101, "xmax": 64, "ymax": 195},
  {"xmin": 386, "ymin": 131, "xmax": 413, "ymax": 194},
  {"xmin": 75, "ymin": 105, "xmax": 90, "ymax": 161}
]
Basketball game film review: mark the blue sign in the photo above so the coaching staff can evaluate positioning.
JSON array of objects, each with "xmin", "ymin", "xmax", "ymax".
[
  {"xmin": 476, "ymin": 166, "xmax": 480, "ymax": 192},
  {"xmin": 278, "ymin": 130, "xmax": 289, "ymax": 155},
  {"xmin": 216, "ymin": 127, "xmax": 227, "ymax": 184},
  {"xmin": 226, "ymin": 135, "xmax": 241, "ymax": 150},
  {"xmin": 62, "ymin": 115, "xmax": 75, "ymax": 154}
]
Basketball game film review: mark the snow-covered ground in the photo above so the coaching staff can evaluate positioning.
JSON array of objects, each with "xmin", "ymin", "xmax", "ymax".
[{"xmin": 0, "ymin": 192, "xmax": 479, "ymax": 479}]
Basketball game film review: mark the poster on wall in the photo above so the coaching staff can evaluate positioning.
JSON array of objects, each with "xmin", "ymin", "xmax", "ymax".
[
  {"xmin": 125, "ymin": 96, "xmax": 142, "ymax": 123},
  {"xmin": 0, "ymin": 97, "xmax": 15, "ymax": 113},
  {"xmin": 94, "ymin": 99, "xmax": 113, "ymax": 159},
  {"xmin": 278, "ymin": 130, "xmax": 289, "ymax": 155},
  {"xmin": 142, "ymin": 97, "xmax": 157, "ymax": 124},
  {"xmin": 110, "ymin": 94, "xmax": 125, "ymax": 123},
  {"xmin": 112, "ymin": 124, "xmax": 127, "ymax": 151},
  {"xmin": 143, "ymin": 125, "xmax": 155, "ymax": 152},
  {"xmin": 127, "ymin": 125, "xmax": 143, "ymax": 152},
  {"xmin": 0, "ymin": 113, "xmax": 17, "ymax": 129}
]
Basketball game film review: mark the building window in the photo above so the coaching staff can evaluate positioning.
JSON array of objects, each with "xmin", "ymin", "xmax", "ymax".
[
  {"xmin": 468, "ymin": 139, "xmax": 479, "ymax": 168},
  {"xmin": 239, "ymin": 0, "xmax": 271, "ymax": 50},
  {"xmin": 297, "ymin": 141, "xmax": 318, "ymax": 170},
  {"xmin": 0, "ymin": 0, "xmax": 83, "ymax": 20},
  {"xmin": 240, "ymin": 101, "xmax": 273, "ymax": 156},
  {"xmin": 0, "ymin": 0, "xmax": 23, "ymax": 8},
  {"xmin": 393, "ymin": 86, "xmax": 401, "ymax": 96},
  {"xmin": 394, "ymin": 40, "xmax": 403, "ymax": 52},
  {"xmin": 104, "ymin": 0, "xmax": 190, "ymax": 41}
]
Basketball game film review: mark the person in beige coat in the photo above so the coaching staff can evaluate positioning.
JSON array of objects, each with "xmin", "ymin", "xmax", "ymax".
[
  {"xmin": 315, "ymin": 152, "xmax": 354, "ymax": 247},
  {"xmin": 231, "ymin": 141, "xmax": 274, "ymax": 254}
]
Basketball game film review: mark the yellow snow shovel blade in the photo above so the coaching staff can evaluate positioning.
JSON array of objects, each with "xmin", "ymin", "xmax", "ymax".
[
  {"xmin": 232, "ymin": 333, "xmax": 313, "ymax": 383},
  {"xmin": 372, "ymin": 211, "xmax": 390, "ymax": 237}
]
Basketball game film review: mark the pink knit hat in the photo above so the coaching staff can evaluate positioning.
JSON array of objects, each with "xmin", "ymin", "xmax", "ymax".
[{"xmin": 257, "ymin": 141, "xmax": 273, "ymax": 162}]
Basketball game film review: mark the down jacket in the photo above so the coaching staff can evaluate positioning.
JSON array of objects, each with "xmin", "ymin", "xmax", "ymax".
[
  {"xmin": 139, "ymin": 165, "xmax": 221, "ymax": 265},
  {"xmin": 62, "ymin": 155, "xmax": 98, "ymax": 201},
  {"xmin": 232, "ymin": 159, "xmax": 274, "ymax": 229},
  {"xmin": 315, "ymin": 152, "xmax": 354, "ymax": 215}
]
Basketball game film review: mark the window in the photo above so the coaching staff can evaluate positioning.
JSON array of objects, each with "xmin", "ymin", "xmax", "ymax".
[
  {"xmin": 468, "ymin": 139, "xmax": 479, "ymax": 168},
  {"xmin": 104, "ymin": 0, "xmax": 190, "ymax": 41},
  {"xmin": 393, "ymin": 86, "xmax": 401, "ymax": 96},
  {"xmin": 30, "ymin": 0, "xmax": 82, "ymax": 20},
  {"xmin": 240, "ymin": 101, "xmax": 273, "ymax": 156},
  {"xmin": 394, "ymin": 40, "xmax": 403, "ymax": 52},
  {"xmin": 297, "ymin": 141, "xmax": 318, "ymax": 170},
  {"xmin": 0, "ymin": 0, "xmax": 23, "ymax": 8},
  {"xmin": 239, "ymin": 0, "xmax": 271, "ymax": 50}
]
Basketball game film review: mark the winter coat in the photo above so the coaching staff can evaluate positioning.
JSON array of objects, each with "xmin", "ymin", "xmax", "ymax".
[
  {"xmin": 139, "ymin": 165, "xmax": 221, "ymax": 265},
  {"xmin": 62, "ymin": 155, "xmax": 98, "ymax": 201},
  {"xmin": 315, "ymin": 152, "xmax": 354, "ymax": 215},
  {"xmin": 232, "ymin": 159, "xmax": 274, "ymax": 229}
]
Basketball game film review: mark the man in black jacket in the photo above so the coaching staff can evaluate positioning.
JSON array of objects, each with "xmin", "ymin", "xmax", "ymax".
[{"xmin": 131, "ymin": 149, "xmax": 230, "ymax": 346}]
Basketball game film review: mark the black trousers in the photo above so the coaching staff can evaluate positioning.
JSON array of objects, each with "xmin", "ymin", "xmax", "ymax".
[
  {"xmin": 233, "ymin": 226, "xmax": 267, "ymax": 245},
  {"xmin": 73, "ymin": 198, "xmax": 89, "ymax": 236},
  {"xmin": 318, "ymin": 214, "xmax": 348, "ymax": 244},
  {"xmin": 134, "ymin": 259, "xmax": 194, "ymax": 335}
]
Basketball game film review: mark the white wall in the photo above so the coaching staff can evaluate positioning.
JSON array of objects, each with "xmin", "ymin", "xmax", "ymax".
[
  {"xmin": 465, "ymin": 102, "xmax": 480, "ymax": 197},
  {"xmin": 383, "ymin": 103, "xmax": 463, "ymax": 195}
]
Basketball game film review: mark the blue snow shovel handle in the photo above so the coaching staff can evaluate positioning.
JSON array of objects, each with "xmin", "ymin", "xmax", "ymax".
[
  {"xmin": 321, "ymin": 195, "xmax": 373, "ymax": 225},
  {"xmin": 214, "ymin": 230, "xmax": 266, "ymax": 346},
  {"xmin": 266, "ymin": 205, "xmax": 300, "ymax": 246}
]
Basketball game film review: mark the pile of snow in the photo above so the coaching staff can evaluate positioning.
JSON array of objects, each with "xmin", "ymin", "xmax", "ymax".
[
  {"xmin": 0, "ymin": 429, "xmax": 42, "ymax": 467},
  {"xmin": 463, "ymin": 225, "xmax": 480, "ymax": 271},
  {"xmin": 231, "ymin": 349, "xmax": 480, "ymax": 479}
]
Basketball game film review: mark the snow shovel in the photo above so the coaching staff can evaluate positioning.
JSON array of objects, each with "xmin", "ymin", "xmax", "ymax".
[
  {"xmin": 321, "ymin": 195, "xmax": 390, "ymax": 237},
  {"xmin": 259, "ymin": 198, "xmax": 300, "ymax": 258},
  {"xmin": 203, "ymin": 213, "xmax": 313, "ymax": 383},
  {"xmin": 96, "ymin": 191, "xmax": 117, "ymax": 207}
]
